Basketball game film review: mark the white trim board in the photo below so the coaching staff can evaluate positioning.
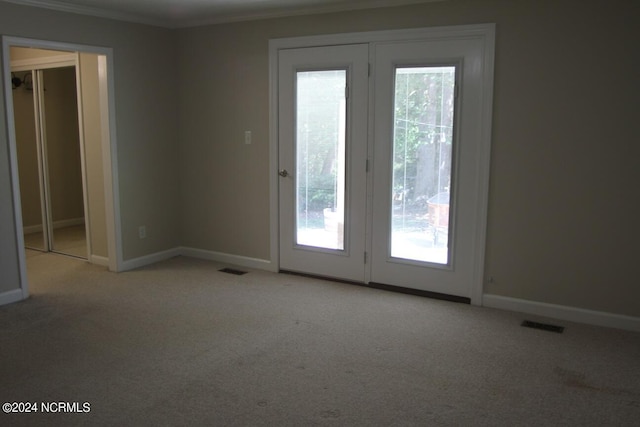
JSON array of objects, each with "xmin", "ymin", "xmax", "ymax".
[
  {"xmin": 0, "ymin": 289, "xmax": 25, "ymax": 306},
  {"xmin": 119, "ymin": 247, "xmax": 274, "ymax": 272},
  {"xmin": 10, "ymin": 54, "xmax": 76, "ymax": 71},
  {"xmin": 23, "ymin": 224, "xmax": 43, "ymax": 234},
  {"xmin": 180, "ymin": 247, "xmax": 275, "ymax": 272},
  {"xmin": 90, "ymin": 255, "xmax": 109, "ymax": 267},
  {"xmin": 52, "ymin": 217, "xmax": 85, "ymax": 229},
  {"xmin": 483, "ymin": 294, "xmax": 640, "ymax": 333},
  {"xmin": 23, "ymin": 217, "xmax": 85, "ymax": 234},
  {"xmin": 119, "ymin": 248, "xmax": 181, "ymax": 272}
]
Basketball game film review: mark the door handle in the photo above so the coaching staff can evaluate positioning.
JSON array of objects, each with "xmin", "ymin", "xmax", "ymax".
[{"xmin": 278, "ymin": 169, "xmax": 290, "ymax": 177}]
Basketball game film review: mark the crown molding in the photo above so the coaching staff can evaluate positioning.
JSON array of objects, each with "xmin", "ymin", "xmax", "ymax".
[
  {"xmin": 173, "ymin": 0, "xmax": 447, "ymax": 29},
  {"xmin": 2, "ymin": 0, "xmax": 172, "ymax": 27},
  {"xmin": 2, "ymin": 0, "xmax": 446, "ymax": 29}
]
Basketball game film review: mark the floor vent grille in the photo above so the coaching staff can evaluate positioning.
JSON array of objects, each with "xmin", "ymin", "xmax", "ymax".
[
  {"xmin": 521, "ymin": 320, "xmax": 564, "ymax": 333},
  {"xmin": 218, "ymin": 268, "xmax": 248, "ymax": 276}
]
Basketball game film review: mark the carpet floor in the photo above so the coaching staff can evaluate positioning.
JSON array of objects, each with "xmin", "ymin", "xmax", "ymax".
[{"xmin": 1, "ymin": 252, "xmax": 639, "ymax": 426}]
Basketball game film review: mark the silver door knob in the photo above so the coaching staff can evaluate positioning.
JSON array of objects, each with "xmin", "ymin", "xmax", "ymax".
[{"xmin": 278, "ymin": 169, "xmax": 289, "ymax": 177}]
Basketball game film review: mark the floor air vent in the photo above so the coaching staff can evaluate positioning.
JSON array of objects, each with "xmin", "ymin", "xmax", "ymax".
[
  {"xmin": 218, "ymin": 268, "xmax": 248, "ymax": 276},
  {"xmin": 521, "ymin": 320, "xmax": 564, "ymax": 333}
]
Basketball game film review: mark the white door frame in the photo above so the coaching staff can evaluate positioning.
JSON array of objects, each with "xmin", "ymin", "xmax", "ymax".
[
  {"xmin": 2, "ymin": 36, "xmax": 123, "ymax": 300},
  {"xmin": 269, "ymin": 24, "xmax": 495, "ymax": 305}
]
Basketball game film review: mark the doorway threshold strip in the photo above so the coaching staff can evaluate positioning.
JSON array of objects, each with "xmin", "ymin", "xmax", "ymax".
[
  {"xmin": 218, "ymin": 268, "xmax": 248, "ymax": 276},
  {"xmin": 521, "ymin": 320, "xmax": 565, "ymax": 333}
]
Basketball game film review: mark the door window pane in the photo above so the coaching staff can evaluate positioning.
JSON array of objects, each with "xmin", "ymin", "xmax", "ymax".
[
  {"xmin": 296, "ymin": 70, "xmax": 346, "ymax": 250},
  {"xmin": 391, "ymin": 66, "xmax": 455, "ymax": 264}
]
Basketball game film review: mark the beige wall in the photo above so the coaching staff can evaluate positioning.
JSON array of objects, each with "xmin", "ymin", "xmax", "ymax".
[
  {"xmin": 177, "ymin": 0, "xmax": 639, "ymax": 317},
  {"xmin": 177, "ymin": 24, "xmax": 270, "ymax": 259},
  {"xmin": 0, "ymin": 1, "xmax": 179, "ymax": 295}
]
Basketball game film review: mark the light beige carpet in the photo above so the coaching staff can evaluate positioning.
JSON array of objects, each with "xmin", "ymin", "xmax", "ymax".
[{"xmin": 1, "ymin": 252, "xmax": 639, "ymax": 426}]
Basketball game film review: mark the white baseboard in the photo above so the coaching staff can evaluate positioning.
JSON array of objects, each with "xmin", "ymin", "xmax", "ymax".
[
  {"xmin": 120, "ymin": 247, "xmax": 181, "ymax": 272},
  {"xmin": 90, "ymin": 255, "xmax": 109, "ymax": 267},
  {"xmin": 23, "ymin": 224, "xmax": 43, "ymax": 234},
  {"xmin": 483, "ymin": 294, "xmax": 640, "ymax": 333},
  {"xmin": 0, "ymin": 288, "xmax": 26, "ymax": 306},
  {"xmin": 180, "ymin": 247, "xmax": 275, "ymax": 272},
  {"xmin": 23, "ymin": 217, "xmax": 85, "ymax": 234},
  {"xmin": 118, "ymin": 247, "xmax": 273, "ymax": 273},
  {"xmin": 53, "ymin": 217, "xmax": 85, "ymax": 229}
]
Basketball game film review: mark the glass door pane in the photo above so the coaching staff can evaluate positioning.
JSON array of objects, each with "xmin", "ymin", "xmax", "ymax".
[
  {"xmin": 391, "ymin": 66, "xmax": 456, "ymax": 264},
  {"xmin": 13, "ymin": 71, "xmax": 46, "ymax": 251},
  {"xmin": 295, "ymin": 70, "xmax": 346, "ymax": 250},
  {"xmin": 278, "ymin": 44, "xmax": 368, "ymax": 282},
  {"xmin": 42, "ymin": 67, "xmax": 87, "ymax": 259}
]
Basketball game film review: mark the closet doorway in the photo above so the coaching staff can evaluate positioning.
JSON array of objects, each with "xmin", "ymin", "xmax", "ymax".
[
  {"xmin": 3, "ymin": 36, "xmax": 121, "ymax": 303},
  {"xmin": 9, "ymin": 46, "xmax": 107, "ymax": 263},
  {"xmin": 11, "ymin": 49, "xmax": 88, "ymax": 259}
]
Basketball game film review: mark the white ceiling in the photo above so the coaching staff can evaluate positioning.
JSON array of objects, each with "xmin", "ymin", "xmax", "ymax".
[{"xmin": 3, "ymin": 0, "xmax": 443, "ymax": 28}]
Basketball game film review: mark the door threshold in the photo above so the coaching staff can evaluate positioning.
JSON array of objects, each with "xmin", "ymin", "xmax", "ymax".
[
  {"xmin": 280, "ymin": 270, "xmax": 364, "ymax": 287},
  {"xmin": 280, "ymin": 270, "xmax": 470, "ymax": 304},
  {"xmin": 367, "ymin": 282, "xmax": 470, "ymax": 304}
]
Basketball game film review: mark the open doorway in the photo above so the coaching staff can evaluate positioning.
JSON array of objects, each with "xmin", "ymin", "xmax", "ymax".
[
  {"xmin": 11, "ymin": 52, "xmax": 87, "ymax": 259},
  {"xmin": 3, "ymin": 36, "xmax": 122, "ymax": 300}
]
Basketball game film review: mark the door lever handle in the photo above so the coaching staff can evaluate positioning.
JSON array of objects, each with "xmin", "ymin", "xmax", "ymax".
[{"xmin": 278, "ymin": 169, "xmax": 290, "ymax": 177}]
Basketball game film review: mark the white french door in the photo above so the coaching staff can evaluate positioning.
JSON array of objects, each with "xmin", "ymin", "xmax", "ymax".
[
  {"xmin": 369, "ymin": 38, "xmax": 488, "ymax": 298},
  {"xmin": 276, "ymin": 26, "xmax": 494, "ymax": 301},
  {"xmin": 278, "ymin": 44, "xmax": 369, "ymax": 282}
]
